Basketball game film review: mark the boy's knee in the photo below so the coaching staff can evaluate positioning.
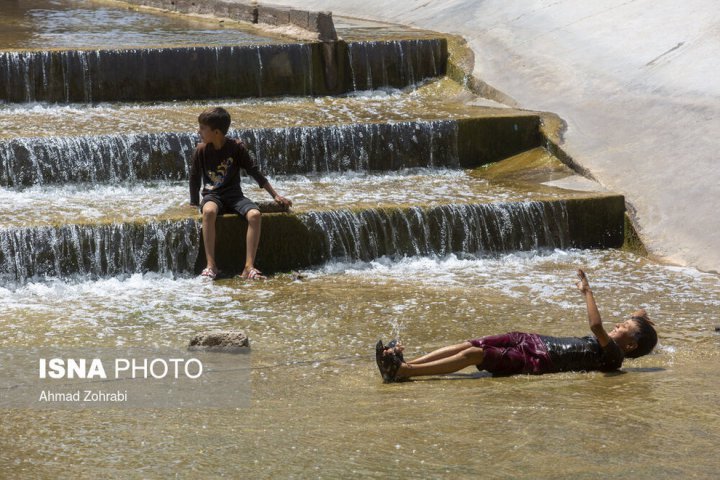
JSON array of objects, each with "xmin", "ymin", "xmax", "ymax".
[
  {"xmin": 460, "ymin": 347, "xmax": 485, "ymax": 364},
  {"xmin": 202, "ymin": 203, "xmax": 219, "ymax": 218},
  {"xmin": 246, "ymin": 209, "xmax": 261, "ymax": 222}
]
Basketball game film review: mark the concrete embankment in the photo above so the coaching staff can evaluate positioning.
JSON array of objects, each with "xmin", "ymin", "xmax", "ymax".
[{"xmin": 267, "ymin": 0, "xmax": 720, "ymax": 272}]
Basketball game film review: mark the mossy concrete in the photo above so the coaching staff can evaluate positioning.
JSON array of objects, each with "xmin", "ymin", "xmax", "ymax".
[
  {"xmin": 457, "ymin": 116, "xmax": 541, "ymax": 168},
  {"xmin": 622, "ymin": 212, "xmax": 649, "ymax": 256},
  {"xmin": 445, "ymin": 34, "xmax": 519, "ymax": 107},
  {"xmin": 194, "ymin": 212, "xmax": 327, "ymax": 275},
  {"xmin": 565, "ymin": 195, "xmax": 625, "ymax": 249}
]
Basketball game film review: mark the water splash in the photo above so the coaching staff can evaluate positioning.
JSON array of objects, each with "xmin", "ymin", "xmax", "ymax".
[{"xmin": 388, "ymin": 317, "xmax": 405, "ymax": 345}]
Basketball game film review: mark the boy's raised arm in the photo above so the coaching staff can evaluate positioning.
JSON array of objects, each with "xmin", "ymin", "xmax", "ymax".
[{"xmin": 576, "ymin": 269, "xmax": 611, "ymax": 347}]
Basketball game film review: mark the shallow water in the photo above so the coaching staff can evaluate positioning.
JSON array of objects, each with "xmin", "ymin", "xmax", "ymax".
[
  {"xmin": 0, "ymin": 79, "xmax": 496, "ymax": 139},
  {"xmin": 0, "ymin": 0, "xmax": 282, "ymax": 51},
  {"xmin": 0, "ymin": 249, "xmax": 718, "ymax": 477},
  {"xmin": 0, "ymin": 168, "xmax": 582, "ymax": 228}
]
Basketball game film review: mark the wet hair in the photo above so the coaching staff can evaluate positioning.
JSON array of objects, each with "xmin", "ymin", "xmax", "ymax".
[
  {"xmin": 626, "ymin": 314, "xmax": 658, "ymax": 358},
  {"xmin": 198, "ymin": 107, "xmax": 231, "ymax": 135}
]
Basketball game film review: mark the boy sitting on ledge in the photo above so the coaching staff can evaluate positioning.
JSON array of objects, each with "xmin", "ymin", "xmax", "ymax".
[
  {"xmin": 189, "ymin": 107, "xmax": 292, "ymax": 280},
  {"xmin": 376, "ymin": 269, "xmax": 657, "ymax": 382}
]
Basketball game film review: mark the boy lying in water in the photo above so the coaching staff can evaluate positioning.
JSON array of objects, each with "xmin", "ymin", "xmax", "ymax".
[{"xmin": 376, "ymin": 269, "xmax": 657, "ymax": 382}]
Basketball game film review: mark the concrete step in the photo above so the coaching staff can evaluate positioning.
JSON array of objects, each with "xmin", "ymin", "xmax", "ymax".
[
  {"xmin": 0, "ymin": 37, "xmax": 446, "ymax": 103},
  {"xmin": 0, "ymin": 78, "xmax": 497, "ymax": 140},
  {"xmin": 0, "ymin": 153, "xmax": 595, "ymax": 229},
  {"xmin": 0, "ymin": 113, "xmax": 540, "ymax": 187},
  {"xmin": 0, "ymin": 193, "xmax": 625, "ymax": 282}
]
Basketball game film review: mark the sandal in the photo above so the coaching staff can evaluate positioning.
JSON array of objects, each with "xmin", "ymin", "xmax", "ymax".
[
  {"xmin": 243, "ymin": 267, "xmax": 266, "ymax": 281},
  {"xmin": 386, "ymin": 339, "xmax": 405, "ymax": 363},
  {"xmin": 375, "ymin": 339, "xmax": 403, "ymax": 383},
  {"xmin": 200, "ymin": 267, "xmax": 218, "ymax": 280}
]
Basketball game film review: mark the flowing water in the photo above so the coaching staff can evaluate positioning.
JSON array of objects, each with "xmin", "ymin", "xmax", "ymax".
[
  {"xmin": 0, "ymin": 0, "xmax": 284, "ymax": 51},
  {"xmin": 0, "ymin": 167, "xmax": 583, "ymax": 228},
  {"xmin": 0, "ymin": 249, "xmax": 718, "ymax": 478},
  {"xmin": 0, "ymin": 79, "xmax": 486, "ymax": 139},
  {"xmin": 0, "ymin": 120, "xmax": 466, "ymax": 185}
]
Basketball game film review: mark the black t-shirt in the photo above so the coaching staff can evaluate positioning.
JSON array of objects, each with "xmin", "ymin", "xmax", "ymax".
[
  {"xmin": 189, "ymin": 138, "xmax": 268, "ymax": 205},
  {"xmin": 539, "ymin": 335, "xmax": 624, "ymax": 372}
]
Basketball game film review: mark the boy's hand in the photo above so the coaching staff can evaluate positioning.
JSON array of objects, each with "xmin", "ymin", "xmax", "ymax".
[
  {"xmin": 576, "ymin": 269, "xmax": 591, "ymax": 294},
  {"xmin": 274, "ymin": 195, "xmax": 292, "ymax": 207}
]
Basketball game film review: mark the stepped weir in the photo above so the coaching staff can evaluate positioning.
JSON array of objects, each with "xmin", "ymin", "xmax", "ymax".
[
  {"xmin": 0, "ymin": 0, "xmax": 627, "ymax": 283},
  {"xmin": 0, "ymin": 4, "xmax": 629, "ymax": 282},
  {"xmin": 0, "ymin": 196, "xmax": 624, "ymax": 282}
]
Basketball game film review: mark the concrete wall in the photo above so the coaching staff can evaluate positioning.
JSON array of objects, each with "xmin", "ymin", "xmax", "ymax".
[{"xmin": 266, "ymin": 0, "xmax": 720, "ymax": 273}]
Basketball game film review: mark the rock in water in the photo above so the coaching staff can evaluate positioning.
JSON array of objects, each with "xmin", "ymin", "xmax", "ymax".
[{"xmin": 188, "ymin": 331, "xmax": 250, "ymax": 352}]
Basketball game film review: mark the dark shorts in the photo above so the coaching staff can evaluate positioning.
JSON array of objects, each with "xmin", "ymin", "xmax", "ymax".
[
  {"xmin": 468, "ymin": 332, "xmax": 554, "ymax": 376},
  {"xmin": 200, "ymin": 191, "xmax": 259, "ymax": 217}
]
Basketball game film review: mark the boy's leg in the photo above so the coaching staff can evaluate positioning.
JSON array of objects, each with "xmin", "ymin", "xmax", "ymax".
[
  {"xmin": 226, "ymin": 196, "xmax": 264, "ymax": 278},
  {"xmin": 243, "ymin": 208, "xmax": 262, "ymax": 275},
  {"xmin": 201, "ymin": 200, "xmax": 220, "ymax": 274},
  {"xmin": 406, "ymin": 342, "xmax": 474, "ymax": 365},
  {"xmin": 395, "ymin": 346, "xmax": 485, "ymax": 378}
]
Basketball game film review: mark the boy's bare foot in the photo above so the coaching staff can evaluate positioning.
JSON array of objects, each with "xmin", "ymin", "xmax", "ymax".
[
  {"xmin": 242, "ymin": 267, "xmax": 266, "ymax": 281},
  {"xmin": 200, "ymin": 267, "xmax": 220, "ymax": 280}
]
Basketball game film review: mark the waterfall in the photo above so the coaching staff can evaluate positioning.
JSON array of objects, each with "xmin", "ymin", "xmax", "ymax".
[
  {"xmin": 0, "ymin": 219, "xmax": 200, "ymax": 282},
  {"xmin": 0, "ymin": 132, "xmax": 194, "ymax": 186},
  {"xmin": 0, "ymin": 120, "xmax": 460, "ymax": 186},
  {"xmin": 243, "ymin": 120, "xmax": 459, "ymax": 175},
  {"xmin": 0, "ymin": 200, "xmax": 575, "ymax": 282},
  {"xmin": 300, "ymin": 201, "xmax": 570, "ymax": 263},
  {"xmin": 345, "ymin": 39, "xmax": 446, "ymax": 91},
  {"xmin": 0, "ymin": 39, "xmax": 446, "ymax": 103},
  {"xmin": 1, "ymin": 49, "xmax": 101, "ymax": 103},
  {"xmin": 0, "ymin": 45, "xmax": 305, "ymax": 103}
]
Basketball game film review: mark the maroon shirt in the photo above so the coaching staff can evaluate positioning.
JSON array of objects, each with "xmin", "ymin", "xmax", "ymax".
[{"xmin": 189, "ymin": 138, "xmax": 268, "ymax": 205}]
